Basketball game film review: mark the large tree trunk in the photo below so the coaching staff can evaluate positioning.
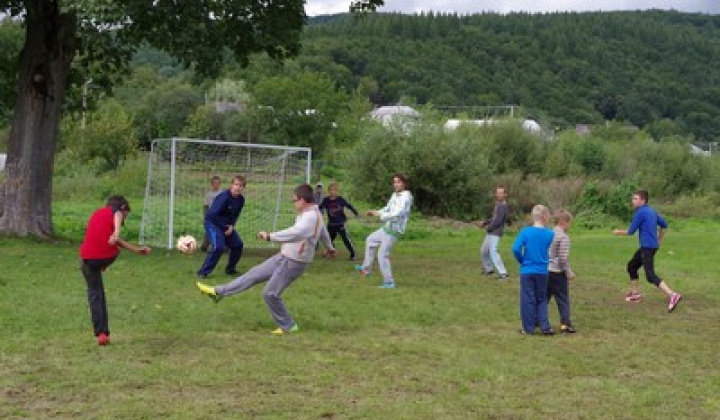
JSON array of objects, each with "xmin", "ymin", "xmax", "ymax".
[{"xmin": 0, "ymin": 2, "xmax": 76, "ymax": 237}]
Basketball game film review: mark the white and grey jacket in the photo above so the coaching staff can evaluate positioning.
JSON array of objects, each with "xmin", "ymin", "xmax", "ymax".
[
  {"xmin": 377, "ymin": 190, "xmax": 413, "ymax": 236},
  {"xmin": 269, "ymin": 205, "xmax": 334, "ymax": 263}
]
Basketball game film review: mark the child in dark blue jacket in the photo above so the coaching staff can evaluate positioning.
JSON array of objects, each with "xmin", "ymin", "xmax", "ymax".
[
  {"xmin": 197, "ymin": 175, "xmax": 245, "ymax": 278},
  {"xmin": 612, "ymin": 190, "xmax": 682, "ymax": 312},
  {"xmin": 319, "ymin": 182, "xmax": 359, "ymax": 260}
]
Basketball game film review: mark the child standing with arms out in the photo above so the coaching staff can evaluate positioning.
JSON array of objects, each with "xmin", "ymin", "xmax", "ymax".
[
  {"xmin": 478, "ymin": 185, "xmax": 509, "ymax": 280},
  {"xmin": 319, "ymin": 182, "xmax": 360, "ymax": 260},
  {"xmin": 612, "ymin": 190, "xmax": 682, "ymax": 312},
  {"xmin": 201, "ymin": 176, "xmax": 222, "ymax": 252},
  {"xmin": 79, "ymin": 196, "xmax": 151, "ymax": 345},
  {"xmin": 512, "ymin": 205, "xmax": 555, "ymax": 335},
  {"xmin": 548, "ymin": 209, "xmax": 577, "ymax": 333},
  {"xmin": 355, "ymin": 173, "xmax": 413, "ymax": 289}
]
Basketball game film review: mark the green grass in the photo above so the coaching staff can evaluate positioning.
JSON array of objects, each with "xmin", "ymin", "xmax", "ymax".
[{"xmin": 1, "ymin": 217, "xmax": 719, "ymax": 419}]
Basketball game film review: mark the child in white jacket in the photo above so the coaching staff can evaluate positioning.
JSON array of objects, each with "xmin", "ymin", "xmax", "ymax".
[{"xmin": 356, "ymin": 173, "xmax": 413, "ymax": 289}]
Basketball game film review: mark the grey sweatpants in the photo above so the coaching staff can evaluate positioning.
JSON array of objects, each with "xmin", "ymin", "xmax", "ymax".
[
  {"xmin": 215, "ymin": 253, "xmax": 308, "ymax": 331},
  {"xmin": 480, "ymin": 233, "xmax": 507, "ymax": 275},
  {"xmin": 361, "ymin": 228, "xmax": 398, "ymax": 284}
]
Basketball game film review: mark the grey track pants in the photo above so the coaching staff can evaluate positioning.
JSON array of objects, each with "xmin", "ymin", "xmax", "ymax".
[
  {"xmin": 215, "ymin": 253, "xmax": 308, "ymax": 331},
  {"xmin": 480, "ymin": 233, "xmax": 507, "ymax": 276},
  {"xmin": 361, "ymin": 228, "xmax": 398, "ymax": 284}
]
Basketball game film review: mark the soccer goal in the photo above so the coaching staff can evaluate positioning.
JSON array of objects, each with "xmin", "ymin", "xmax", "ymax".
[{"xmin": 140, "ymin": 138, "xmax": 312, "ymax": 249}]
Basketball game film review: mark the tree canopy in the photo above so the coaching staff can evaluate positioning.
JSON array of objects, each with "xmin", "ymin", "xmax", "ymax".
[{"xmin": 0, "ymin": 0, "xmax": 384, "ymax": 237}]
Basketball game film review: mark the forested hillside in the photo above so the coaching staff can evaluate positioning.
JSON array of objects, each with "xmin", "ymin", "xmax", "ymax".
[
  {"xmin": 303, "ymin": 11, "xmax": 720, "ymax": 140},
  {"xmin": 2, "ymin": 10, "xmax": 720, "ymax": 142}
]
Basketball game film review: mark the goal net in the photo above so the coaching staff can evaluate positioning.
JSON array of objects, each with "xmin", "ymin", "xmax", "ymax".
[{"xmin": 140, "ymin": 138, "xmax": 312, "ymax": 249}]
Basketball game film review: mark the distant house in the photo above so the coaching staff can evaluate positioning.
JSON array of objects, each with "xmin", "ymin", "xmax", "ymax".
[
  {"xmin": 690, "ymin": 144, "xmax": 711, "ymax": 157},
  {"xmin": 445, "ymin": 118, "xmax": 544, "ymax": 135},
  {"xmin": 576, "ymin": 123, "xmax": 639, "ymax": 135},
  {"xmin": 370, "ymin": 106, "xmax": 420, "ymax": 127},
  {"xmin": 575, "ymin": 124, "xmax": 592, "ymax": 135},
  {"xmin": 213, "ymin": 100, "xmax": 245, "ymax": 114}
]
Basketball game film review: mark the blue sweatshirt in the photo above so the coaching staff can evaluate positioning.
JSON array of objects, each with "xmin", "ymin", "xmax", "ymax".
[
  {"xmin": 205, "ymin": 190, "xmax": 244, "ymax": 230},
  {"xmin": 319, "ymin": 196, "xmax": 359, "ymax": 226},
  {"xmin": 512, "ymin": 226, "xmax": 555, "ymax": 275},
  {"xmin": 627, "ymin": 204, "xmax": 667, "ymax": 249}
]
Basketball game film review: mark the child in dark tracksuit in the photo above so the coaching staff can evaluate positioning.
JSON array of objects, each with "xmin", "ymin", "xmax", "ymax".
[
  {"xmin": 319, "ymin": 182, "xmax": 359, "ymax": 260},
  {"xmin": 197, "ymin": 175, "xmax": 245, "ymax": 278}
]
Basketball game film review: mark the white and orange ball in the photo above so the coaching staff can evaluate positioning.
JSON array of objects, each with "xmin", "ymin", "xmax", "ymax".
[{"xmin": 177, "ymin": 235, "xmax": 197, "ymax": 254}]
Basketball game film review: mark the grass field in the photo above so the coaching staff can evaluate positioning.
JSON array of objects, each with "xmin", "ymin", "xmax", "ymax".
[{"xmin": 1, "ymin": 215, "xmax": 719, "ymax": 419}]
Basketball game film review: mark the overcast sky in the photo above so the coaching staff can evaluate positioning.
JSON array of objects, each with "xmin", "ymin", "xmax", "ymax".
[{"xmin": 305, "ymin": 0, "xmax": 720, "ymax": 16}]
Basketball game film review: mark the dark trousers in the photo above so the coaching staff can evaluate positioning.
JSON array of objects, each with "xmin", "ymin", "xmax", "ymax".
[
  {"xmin": 328, "ymin": 223, "xmax": 355, "ymax": 258},
  {"xmin": 520, "ymin": 273, "xmax": 551, "ymax": 333},
  {"xmin": 199, "ymin": 223, "xmax": 243, "ymax": 276},
  {"xmin": 80, "ymin": 257, "xmax": 116, "ymax": 337},
  {"xmin": 627, "ymin": 248, "xmax": 662, "ymax": 286},
  {"xmin": 548, "ymin": 271, "xmax": 572, "ymax": 326},
  {"xmin": 201, "ymin": 208, "xmax": 210, "ymax": 252}
]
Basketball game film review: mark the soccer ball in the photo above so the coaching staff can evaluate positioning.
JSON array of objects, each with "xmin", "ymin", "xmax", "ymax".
[{"xmin": 177, "ymin": 235, "xmax": 197, "ymax": 254}]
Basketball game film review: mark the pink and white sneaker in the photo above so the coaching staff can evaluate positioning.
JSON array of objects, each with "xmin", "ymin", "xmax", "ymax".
[
  {"xmin": 625, "ymin": 292, "xmax": 643, "ymax": 302},
  {"xmin": 668, "ymin": 293, "xmax": 683, "ymax": 313}
]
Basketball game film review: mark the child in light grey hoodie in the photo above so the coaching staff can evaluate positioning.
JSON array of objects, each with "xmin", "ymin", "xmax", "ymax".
[
  {"xmin": 355, "ymin": 173, "xmax": 413, "ymax": 289},
  {"xmin": 196, "ymin": 184, "xmax": 336, "ymax": 334}
]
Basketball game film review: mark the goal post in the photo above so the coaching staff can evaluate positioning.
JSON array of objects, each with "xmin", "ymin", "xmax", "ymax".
[{"xmin": 140, "ymin": 138, "xmax": 312, "ymax": 249}]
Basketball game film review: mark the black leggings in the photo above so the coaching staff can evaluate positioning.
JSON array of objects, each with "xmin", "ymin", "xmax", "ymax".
[
  {"xmin": 328, "ymin": 224, "xmax": 356, "ymax": 258},
  {"xmin": 80, "ymin": 258, "xmax": 116, "ymax": 336},
  {"xmin": 627, "ymin": 248, "xmax": 662, "ymax": 286}
]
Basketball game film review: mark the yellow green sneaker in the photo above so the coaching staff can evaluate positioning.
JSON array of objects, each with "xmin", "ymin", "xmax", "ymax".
[
  {"xmin": 196, "ymin": 281, "xmax": 222, "ymax": 303},
  {"xmin": 271, "ymin": 324, "xmax": 299, "ymax": 335}
]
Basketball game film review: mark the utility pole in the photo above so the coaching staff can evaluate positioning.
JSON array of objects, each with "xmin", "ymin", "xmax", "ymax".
[{"xmin": 81, "ymin": 78, "xmax": 92, "ymax": 130}]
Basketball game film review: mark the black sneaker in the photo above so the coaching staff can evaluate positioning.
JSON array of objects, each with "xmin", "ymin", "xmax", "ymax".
[
  {"xmin": 225, "ymin": 269, "xmax": 240, "ymax": 276},
  {"xmin": 541, "ymin": 329, "xmax": 556, "ymax": 336},
  {"xmin": 484, "ymin": 270, "xmax": 495, "ymax": 276},
  {"xmin": 197, "ymin": 273, "xmax": 208, "ymax": 279},
  {"xmin": 498, "ymin": 274, "xmax": 509, "ymax": 281}
]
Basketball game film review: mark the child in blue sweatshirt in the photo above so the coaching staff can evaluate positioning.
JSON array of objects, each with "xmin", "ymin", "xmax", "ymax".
[
  {"xmin": 612, "ymin": 190, "xmax": 682, "ymax": 312},
  {"xmin": 319, "ymin": 182, "xmax": 359, "ymax": 260},
  {"xmin": 512, "ymin": 204, "xmax": 555, "ymax": 335}
]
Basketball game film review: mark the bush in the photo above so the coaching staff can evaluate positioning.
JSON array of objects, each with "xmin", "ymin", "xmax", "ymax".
[
  {"xmin": 61, "ymin": 100, "xmax": 138, "ymax": 172},
  {"xmin": 635, "ymin": 141, "xmax": 708, "ymax": 196},
  {"xmin": 474, "ymin": 122, "xmax": 547, "ymax": 176},
  {"xmin": 54, "ymin": 152, "xmax": 148, "ymax": 202},
  {"xmin": 660, "ymin": 193, "xmax": 720, "ymax": 219},
  {"xmin": 492, "ymin": 174, "xmax": 585, "ymax": 224},
  {"xmin": 574, "ymin": 178, "xmax": 637, "ymax": 222},
  {"xmin": 344, "ymin": 122, "xmax": 494, "ymax": 220}
]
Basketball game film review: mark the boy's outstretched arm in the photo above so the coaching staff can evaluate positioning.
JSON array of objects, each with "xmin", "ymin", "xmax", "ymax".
[{"xmin": 117, "ymin": 239, "xmax": 152, "ymax": 255}]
